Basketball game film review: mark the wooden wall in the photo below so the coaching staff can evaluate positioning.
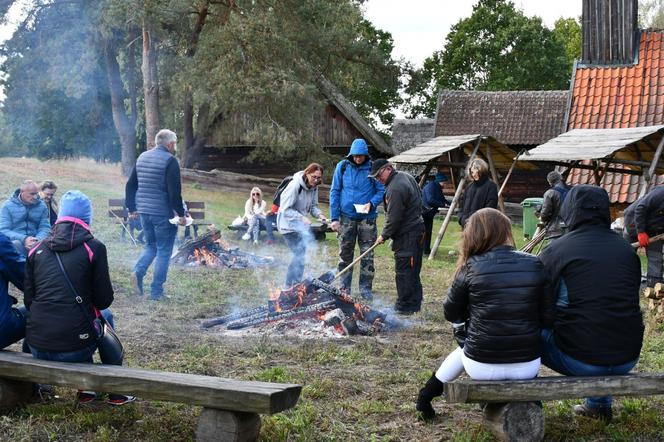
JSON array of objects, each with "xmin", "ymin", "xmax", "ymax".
[{"xmin": 582, "ymin": 0, "xmax": 637, "ymax": 65}]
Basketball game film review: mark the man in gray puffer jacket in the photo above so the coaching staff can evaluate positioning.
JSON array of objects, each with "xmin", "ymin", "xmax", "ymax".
[{"xmin": 0, "ymin": 180, "xmax": 50, "ymax": 256}]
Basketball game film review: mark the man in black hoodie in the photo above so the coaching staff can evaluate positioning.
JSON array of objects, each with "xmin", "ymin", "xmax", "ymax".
[{"xmin": 539, "ymin": 185, "xmax": 643, "ymax": 422}]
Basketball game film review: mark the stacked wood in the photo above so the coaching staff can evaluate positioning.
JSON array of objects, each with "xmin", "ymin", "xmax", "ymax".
[{"xmin": 644, "ymin": 283, "xmax": 664, "ymax": 318}]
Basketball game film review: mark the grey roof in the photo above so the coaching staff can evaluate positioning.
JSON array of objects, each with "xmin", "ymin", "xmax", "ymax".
[
  {"xmin": 435, "ymin": 90, "xmax": 569, "ymax": 145},
  {"xmin": 390, "ymin": 119, "xmax": 435, "ymax": 153}
]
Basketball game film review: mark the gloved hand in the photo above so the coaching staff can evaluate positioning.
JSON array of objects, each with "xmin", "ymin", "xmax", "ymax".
[
  {"xmin": 452, "ymin": 322, "xmax": 467, "ymax": 348},
  {"xmin": 638, "ymin": 232, "xmax": 650, "ymax": 247}
]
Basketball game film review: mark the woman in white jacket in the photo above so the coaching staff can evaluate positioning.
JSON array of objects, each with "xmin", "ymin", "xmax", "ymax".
[
  {"xmin": 242, "ymin": 187, "xmax": 268, "ymax": 243},
  {"xmin": 277, "ymin": 163, "xmax": 328, "ymax": 287}
]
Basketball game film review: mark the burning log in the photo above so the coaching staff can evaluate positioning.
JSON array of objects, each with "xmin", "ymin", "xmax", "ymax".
[
  {"xmin": 322, "ymin": 309, "xmax": 345, "ymax": 327},
  {"xmin": 226, "ymin": 300, "xmax": 337, "ymax": 330},
  {"xmin": 201, "ymin": 306, "xmax": 269, "ymax": 329},
  {"xmin": 308, "ymin": 278, "xmax": 387, "ymax": 325}
]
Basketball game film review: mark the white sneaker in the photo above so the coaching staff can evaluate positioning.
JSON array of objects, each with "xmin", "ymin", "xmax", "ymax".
[
  {"xmin": 253, "ymin": 240, "xmax": 258, "ymax": 245},
  {"xmin": 242, "ymin": 233, "xmax": 250, "ymax": 241}
]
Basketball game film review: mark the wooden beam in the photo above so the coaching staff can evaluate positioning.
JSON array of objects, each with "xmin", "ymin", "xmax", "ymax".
[
  {"xmin": 639, "ymin": 135, "xmax": 664, "ymax": 198},
  {"xmin": 486, "ymin": 145, "xmax": 506, "ymax": 213},
  {"xmin": 497, "ymin": 150, "xmax": 523, "ymax": 198},
  {"xmin": 445, "ymin": 373, "xmax": 664, "ymax": 403},
  {"xmin": 418, "ymin": 161, "xmax": 434, "ymax": 188},
  {"xmin": 0, "ymin": 351, "xmax": 301, "ymax": 415}
]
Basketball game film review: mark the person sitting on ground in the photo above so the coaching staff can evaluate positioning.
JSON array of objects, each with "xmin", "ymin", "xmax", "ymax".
[
  {"xmin": 422, "ymin": 172, "xmax": 449, "ymax": 255},
  {"xmin": 242, "ymin": 187, "xmax": 273, "ymax": 244},
  {"xmin": 24, "ymin": 190, "xmax": 135, "ymax": 406},
  {"xmin": 277, "ymin": 163, "xmax": 328, "ymax": 287},
  {"xmin": 0, "ymin": 180, "xmax": 51, "ymax": 256},
  {"xmin": 39, "ymin": 180, "xmax": 58, "ymax": 226},
  {"xmin": 458, "ymin": 159, "xmax": 498, "ymax": 228},
  {"xmin": 539, "ymin": 185, "xmax": 643, "ymax": 422},
  {"xmin": 539, "ymin": 171, "xmax": 569, "ymax": 240},
  {"xmin": 416, "ymin": 208, "xmax": 546, "ymax": 421},
  {"xmin": 623, "ymin": 184, "xmax": 664, "ymax": 288},
  {"xmin": 0, "ymin": 232, "xmax": 28, "ymax": 350}
]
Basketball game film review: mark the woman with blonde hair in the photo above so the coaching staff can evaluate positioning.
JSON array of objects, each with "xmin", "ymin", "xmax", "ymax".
[
  {"xmin": 458, "ymin": 158, "xmax": 498, "ymax": 228},
  {"xmin": 416, "ymin": 208, "xmax": 546, "ymax": 421},
  {"xmin": 242, "ymin": 187, "xmax": 273, "ymax": 244}
]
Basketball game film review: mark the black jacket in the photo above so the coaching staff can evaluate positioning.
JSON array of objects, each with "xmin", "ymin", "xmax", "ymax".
[
  {"xmin": 539, "ymin": 185, "xmax": 643, "ymax": 366},
  {"xmin": 381, "ymin": 170, "xmax": 424, "ymax": 240},
  {"xmin": 24, "ymin": 219, "xmax": 114, "ymax": 352},
  {"xmin": 459, "ymin": 175, "xmax": 498, "ymax": 227},
  {"xmin": 624, "ymin": 185, "xmax": 664, "ymax": 238},
  {"xmin": 444, "ymin": 245, "xmax": 546, "ymax": 364}
]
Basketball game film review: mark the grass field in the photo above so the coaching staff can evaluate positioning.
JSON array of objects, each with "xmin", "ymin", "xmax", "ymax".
[{"xmin": 3, "ymin": 157, "xmax": 664, "ymax": 441}]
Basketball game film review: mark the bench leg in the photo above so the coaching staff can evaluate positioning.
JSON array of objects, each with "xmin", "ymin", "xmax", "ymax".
[
  {"xmin": 196, "ymin": 408, "xmax": 261, "ymax": 442},
  {"xmin": 0, "ymin": 378, "xmax": 33, "ymax": 409},
  {"xmin": 483, "ymin": 402, "xmax": 544, "ymax": 442}
]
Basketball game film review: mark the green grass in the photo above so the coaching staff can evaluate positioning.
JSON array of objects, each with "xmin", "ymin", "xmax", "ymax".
[{"xmin": 2, "ymin": 157, "xmax": 664, "ymax": 441}]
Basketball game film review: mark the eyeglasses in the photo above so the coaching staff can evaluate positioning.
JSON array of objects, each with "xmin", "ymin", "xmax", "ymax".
[
  {"xmin": 310, "ymin": 175, "xmax": 322, "ymax": 182},
  {"xmin": 252, "ymin": 193, "xmax": 260, "ymax": 196}
]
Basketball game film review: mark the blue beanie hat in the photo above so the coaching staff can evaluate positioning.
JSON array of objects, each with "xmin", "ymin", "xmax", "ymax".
[
  {"xmin": 58, "ymin": 190, "xmax": 93, "ymax": 225},
  {"xmin": 435, "ymin": 172, "xmax": 448, "ymax": 183}
]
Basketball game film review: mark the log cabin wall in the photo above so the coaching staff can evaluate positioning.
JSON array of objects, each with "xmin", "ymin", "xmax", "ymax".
[{"xmin": 581, "ymin": 0, "xmax": 638, "ymax": 65}]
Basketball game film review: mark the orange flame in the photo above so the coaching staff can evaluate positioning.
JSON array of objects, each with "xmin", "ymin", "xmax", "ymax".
[
  {"xmin": 215, "ymin": 236, "xmax": 231, "ymax": 251},
  {"xmin": 191, "ymin": 246, "xmax": 221, "ymax": 267}
]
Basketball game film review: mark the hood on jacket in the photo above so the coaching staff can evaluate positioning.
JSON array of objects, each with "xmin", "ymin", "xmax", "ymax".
[
  {"xmin": 10, "ymin": 188, "xmax": 42, "ymax": 208},
  {"xmin": 45, "ymin": 219, "xmax": 94, "ymax": 253},
  {"xmin": 561, "ymin": 185, "xmax": 610, "ymax": 231},
  {"xmin": 347, "ymin": 138, "xmax": 370, "ymax": 159}
]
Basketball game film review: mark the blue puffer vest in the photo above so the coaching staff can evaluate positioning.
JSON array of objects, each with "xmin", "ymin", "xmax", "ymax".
[{"xmin": 135, "ymin": 145, "xmax": 174, "ymax": 217}]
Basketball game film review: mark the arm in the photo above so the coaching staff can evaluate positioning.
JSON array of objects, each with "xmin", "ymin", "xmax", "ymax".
[
  {"xmin": 90, "ymin": 242, "xmax": 114, "ymax": 310},
  {"xmin": 309, "ymin": 189, "xmax": 323, "ymax": 219},
  {"xmin": 35, "ymin": 203, "xmax": 51, "ymax": 240},
  {"xmin": 443, "ymin": 267, "xmax": 470, "ymax": 323},
  {"xmin": 425, "ymin": 183, "xmax": 447, "ymax": 208},
  {"xmin": 124, "ymin": 166, "xmax": 138, "ymax": 213},
  {"xmin": 380, "ymin": 187, "xmax": 405, "ymax": 239},
  {"xmin": 0, "ymin": 233, "xmax": 24, "ymax": 292},
  {"xmin": 539, "ymin": 190, "xmax": 556, "ymax": 224},
  {"xmin": 369, "ymin": 179, "xmax": 385, "ymax": 211},
  {"xmin": 23, "ymin": 252, "xmax": 35, "ymax": 309},
  {"xmin": 329, "ymin": 162, "xmax": 343, "ymax": 221},
  {"xmin": 0, "ymin": 204, "xmax": 25, "ymax": 243},
  {"xmin": 166, "ymin": 159, "xmax": 185, "ymax": 217},
  {"xmin": 244, "ymin": 199, "xmax": 253, "ymax": 219},
  {"xmin": 279, "ymin": 181, "xmax": 304, "ymax": 223},
  {"xmin": 486, "ymin": 180, "xmax": 498, "ymax": 209}
]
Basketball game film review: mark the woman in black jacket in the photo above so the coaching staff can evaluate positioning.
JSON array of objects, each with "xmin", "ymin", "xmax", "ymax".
[
  {"xmin": 458, "ymin": 159, "xmax": 498, "ymax": 228},
  {"xmin": 24, "ymin": 190, "xmax": 134, "ymax": 406},
  {"xmin": 416, "ymin": 208, "xmax": 546, "ymax": 420}
]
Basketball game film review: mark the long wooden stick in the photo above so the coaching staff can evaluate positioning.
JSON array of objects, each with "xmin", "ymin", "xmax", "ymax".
[
  {"xmin": 331, "ymin": 241, "xmax": 380, "ymax": 282},
  {"xmin": 632, "ymin": 232, "xmax": 664, "ymax": 249},
  {"xmin": 110, "ymin": 210, "xmax": 138, "ymax": 246}
]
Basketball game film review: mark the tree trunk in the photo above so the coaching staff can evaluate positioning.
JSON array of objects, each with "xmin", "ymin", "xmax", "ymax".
[
  {"xmin": 142, "ymin": 24, "xmax": 160, "ymax": 149},
  {"xmin": 182, "ymin": 87, "xmax": 194, "ymax": 161},
  {"xmin": 104, "ymin": 39, "xmax": 137, "ymax": 177}
]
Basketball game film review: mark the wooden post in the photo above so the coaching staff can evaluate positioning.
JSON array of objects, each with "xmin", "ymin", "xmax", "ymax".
[
  {"xmin": 483, "ymin": 402, "xmax": 544, "ymax": 442},
  {"xmin": 497, "ymin": 150, "xmax": 523, "ymax": 198},
  {"xmin": 196, "ymin": 408, "xmax": 261, "ymax": 442},
  {"xmin": 486, "ymin": 145, "xmax": 506, "ymax": 213},
  {"xmin": 0, "ymin": 378, "xmax": 33, "ymax": 409},
  {"xmin": 639, "ymin": 135, "xmax": 664, "ymax": 199},
  {"xmin": 418, "ymin": 161, "xmax": 435, "ymax": 188},
  {"xmin": 428, "ymin": 137, "xmax": 482, "ymax": 260}
]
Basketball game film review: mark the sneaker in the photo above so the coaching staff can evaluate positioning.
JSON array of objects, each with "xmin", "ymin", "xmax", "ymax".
[
  {"xmin": 77, "ymin": 390, "xmax": 97, "ymax": 405},
  {"xmin": 107, "ymin": 394, "xmax": 136, "ymax": 406},
  {"xmin": 573, "ymin": 403, "xmax": 612, "ymax": 422},
  {"xmin": 241, "ymin": 233, "xmax": 251, "ymax": 241},
  {"xmin": 265, "ymin": 239, "xmax": 274, "ymax": 245},
  {"xmin": 253, "ymin": 240, "xmax": 258, "ymax": 245},
  {"xmin": 130, "ymin": 272, "xmax": 143, "ymax": 296}
]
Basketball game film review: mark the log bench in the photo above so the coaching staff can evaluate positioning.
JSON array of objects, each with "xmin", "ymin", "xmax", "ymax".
[
  {"xmin": 445, "ymin": 373, "xmax": 664, "ymax": 442},
  {"xmin": 0, "ymin": 351, "xmax": 301, "ymax": 442},
  {"xmin": 227, "ymin": 221, "xmax": 332, "ymax": 241}
]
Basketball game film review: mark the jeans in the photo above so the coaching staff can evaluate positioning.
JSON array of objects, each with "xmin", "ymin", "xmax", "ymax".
[
  {"xmin": 247, "ymin": 214, "xmax": 274, "ymax": 241},
  {"xmin": 134, "ymin": 214, "xmax": 178, "ymax": 299},
  {"xmin": 0, "ymin": 306, "xmax": 28, "ymax": 350},
  {"xmin": 540, "ymin": 328, "xmax": 638, "ymax": 409},
  {"xmin": 337, "ymin": 216, "xmax": 376, "ymax": 297},
  {"xmin": 283, "ymin": 232, "xmax": 307, "ymax": 287}
]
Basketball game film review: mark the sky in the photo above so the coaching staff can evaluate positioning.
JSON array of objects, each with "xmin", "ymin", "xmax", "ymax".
[{"xmin": 363, "ymin": 0, "xmax": 583, "ymax": 68}]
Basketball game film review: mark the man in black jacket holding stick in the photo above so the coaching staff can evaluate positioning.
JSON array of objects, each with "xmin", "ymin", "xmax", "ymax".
[{"xmin": 371, "ymin": 159, "xmax": 425, "ymax": 314}]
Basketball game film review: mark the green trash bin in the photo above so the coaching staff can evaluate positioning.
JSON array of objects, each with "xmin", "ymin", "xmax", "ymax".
[{"xmin": 521, "ymin": 197, "xmax": 544, "ymax": 239}]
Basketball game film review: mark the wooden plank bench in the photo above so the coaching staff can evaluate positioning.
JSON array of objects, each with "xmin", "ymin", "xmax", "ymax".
[
  {"xmin": 0, "ymin": 351, "xmax": 301, "ymax": 442},
  {"xmin": 108, "ymin": 199, "xmax": 212, "ymax": 239},
  {"xmin": 227, "ymin": 221, "xmax": 332, "ymax": 241},
  {"xmin": 445, "ymin": 374, "xmax": 664, "ymax": 442}
]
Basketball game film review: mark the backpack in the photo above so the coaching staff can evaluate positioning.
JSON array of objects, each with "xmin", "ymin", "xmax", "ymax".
[{"xmin": 273, "ymin": 176, "xmax": 302, "ymax": 207}]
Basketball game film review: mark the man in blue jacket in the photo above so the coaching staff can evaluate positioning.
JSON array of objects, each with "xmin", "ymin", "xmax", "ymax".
[
  {"xmin": 329, "ymin": 139, "xmax": 385, "ymax": 300},
  {"xmin": 0, "ymin": 232, "xmax": 28, "ymax": 350},
  {"xmin": 0, "ymin": 180, "xmax": 51, "ymax": 257},
  {"xmin": 422, "ymin": 172, "xmax": 449, "ymax": 255}
]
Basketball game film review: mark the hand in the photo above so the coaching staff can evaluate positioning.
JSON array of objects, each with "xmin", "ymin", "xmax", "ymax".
[
  {"xmin": 638, "ymin": 232, "xmax": 650, "ymax": 247},
  {"xmin": 376, "ymin": 235, "xmax": 385, "ymax": 245},
  {"xmin": 330, "ymin": 221, "xmax": 340, "ymax": 232},
  {"xmin": 319, "ymin": 216, "xmax": 328, "ymax": 224},
  {"xmin": 302, "ymin": 217, "xmax": 311, "ymax": 225},
  {"xmin": 452, "ymin": 322, "xmax": 467, "ymax": 348},
  {"xmin": 129, "ymin": 211, "xmax": 139, "ymax": 220},
  {"xmin": 24, "ymin": 236, "xmax": 38, "ymax": 249},
  {"xmin": 362, "ymin": 203, "xmax": 371, "ymax": 213},
  {"xmin": 178, "ymin": 216, "xmax": 187, "ymax": 226}
]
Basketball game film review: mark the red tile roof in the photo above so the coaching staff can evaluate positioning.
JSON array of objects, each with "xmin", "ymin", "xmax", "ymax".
[{"xmin": 568, "ymin": 31, "xmax": 664, "ymax": 203}]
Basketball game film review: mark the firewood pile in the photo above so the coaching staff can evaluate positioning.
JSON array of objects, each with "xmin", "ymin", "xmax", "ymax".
[
  {"xmin": 644, "ymin": 282, "xmax": 664, "ymax": 316},
  {"xmin": 171, "ymin": 227, "xmax": 274, "ymax": 269},
  {"xmin": 202, "ymin": 272, "xmax": 401, "ymax": 336}
]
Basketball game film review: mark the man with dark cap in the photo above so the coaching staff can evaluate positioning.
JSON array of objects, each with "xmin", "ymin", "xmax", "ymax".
[
  {"xmin": 421, "ymin": 172, "xmax": 449, "ymax": 255},
  {"xmin": 539, "ymin": 185, "xmax": 643, "ymax": 422},
  {"xmin": 329, "ymin": 139, "xmax": 385, "ymax": 300},
  {"xmin": 539, "ymin": 171, "xmax": 569, "ymax": 239},
  {"xmin": 623, "ymin": 185, "xmax": 664, "ymax": 288},
  {"xmin": 371, "ymin": 159, "xmax": 425, "ymax": 314}
]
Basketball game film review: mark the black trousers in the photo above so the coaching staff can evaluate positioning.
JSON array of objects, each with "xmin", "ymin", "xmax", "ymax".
[
  {"xmin": 392, "ymin": 226, "xmax": 425, "ymax": 313},
  {"xmin": 422, "ymin": 211, "xmax": 436, "ymax": 254}
]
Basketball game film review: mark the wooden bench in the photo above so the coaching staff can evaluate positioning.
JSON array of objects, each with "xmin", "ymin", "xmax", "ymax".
[
  {"xmin": 445, "ymin": 374, "xmax": 664, "ymax": 442},
  {"xmin": 0, "ymin": 351, "xmax": 301, "ymax": 442},
  {"xmin": 108, "ymin": 199, "xmax": 211, "ymax": 240},
  {"xmin": 227, "ymin": 221, "xmax": 332, "ymax": 241}
]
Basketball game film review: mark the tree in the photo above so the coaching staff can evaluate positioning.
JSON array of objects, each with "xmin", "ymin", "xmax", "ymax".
[
  {"xmin": 403, "ymin": 0, "xmax": 571, "ymax": 118},
  {"xmin": 552, "ymin": 17, "xmax": 581, "ymax": 71},
  {"xmin": 640, "ymin": 0, "xmax": 664, "ymax": 28}
]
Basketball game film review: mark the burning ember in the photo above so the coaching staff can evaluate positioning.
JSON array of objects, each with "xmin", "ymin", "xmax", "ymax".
[{"xmin": 202, "ymin": 272, "xmax": 400, "ymax": 337}]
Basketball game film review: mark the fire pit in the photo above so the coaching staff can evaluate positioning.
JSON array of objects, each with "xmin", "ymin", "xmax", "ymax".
[
  {"xmin": 202, "ymin": 272, "xmax": 401, "ymax": 337},
  {"xmin": 171, "ymin": 228, "xmax": 274, "ymax": 269}
]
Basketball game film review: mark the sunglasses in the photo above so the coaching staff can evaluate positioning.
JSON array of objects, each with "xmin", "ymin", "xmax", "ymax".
[{"xmin": 252, "ymin": 193, "xmax": 260, "ymax": 196}]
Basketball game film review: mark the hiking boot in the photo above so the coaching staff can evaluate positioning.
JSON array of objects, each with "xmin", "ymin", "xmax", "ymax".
[
  {"xmin": 573, "ymin": 403, "xmax": 613, "ymax": 422},
  {"xmin": 416, "ymin": 373, "xmax": 445, "ymax": 421},
  {"xmin": 107, "ymin": 394, "xmax": 136, "ymax": 406},
  {"xmin": 130, "ymin": 272, "xmax": 143, "ymax": 296},
  {"xmin": 77, "ymin": 390, "xmax": 97, "ymax": 405}
]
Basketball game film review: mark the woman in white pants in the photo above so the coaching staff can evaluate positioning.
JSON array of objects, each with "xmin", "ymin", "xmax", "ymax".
[{"xmin": 416, "ymin": 208, "xmax": 546, "ymax": 420}]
